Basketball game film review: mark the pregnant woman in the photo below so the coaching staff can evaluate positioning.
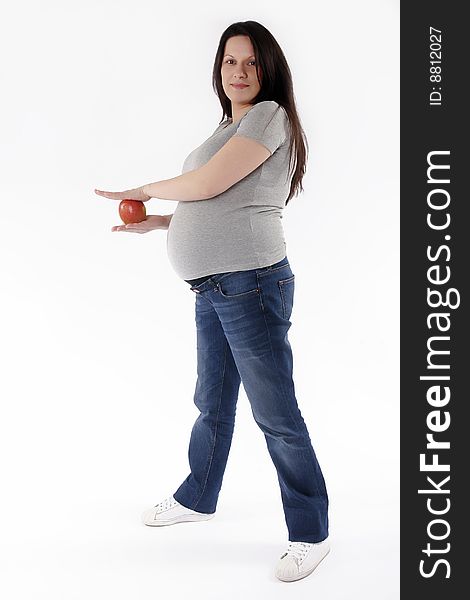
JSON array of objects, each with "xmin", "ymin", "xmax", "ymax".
[{"xmin": 95, "ymin": 20, "xmax": 329, "ymax": 583}]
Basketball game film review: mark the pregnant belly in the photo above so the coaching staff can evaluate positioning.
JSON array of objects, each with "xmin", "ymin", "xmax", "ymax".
[
  {"xmin": 166, "ymin": 203, "xmax": 247, "ymax": 279},
  {"xmin": 166, "ymin": 202, "xmax": 284, "ymax": 280}
]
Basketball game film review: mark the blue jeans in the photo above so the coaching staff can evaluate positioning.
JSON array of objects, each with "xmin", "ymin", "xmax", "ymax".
[{"xmin": 173, "ymin": 256, "xmax": 329, "ymax": 543}]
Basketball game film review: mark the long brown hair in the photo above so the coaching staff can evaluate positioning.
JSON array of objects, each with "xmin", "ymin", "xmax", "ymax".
[{"xmin": 212, "ymin": 21, "xmax": 308, "ymax": 205}]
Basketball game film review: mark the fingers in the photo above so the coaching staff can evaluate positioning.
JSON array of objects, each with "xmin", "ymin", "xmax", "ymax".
[
  {"xmin": 96, "ymin": 189, "xmax": 121, "ymax": 199},
  {"xmin": 111, "ymin": 224, "xmax": 147, "ymax": 233}
]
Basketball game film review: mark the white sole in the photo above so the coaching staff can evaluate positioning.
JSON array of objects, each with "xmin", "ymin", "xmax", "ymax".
[
  {"xmin": 143, "ymin": 512, "xmax": 216, "ymax": 527},
  {"xmin": 276, "ymin": 547, "xmax": 330, "ymax": 582}
]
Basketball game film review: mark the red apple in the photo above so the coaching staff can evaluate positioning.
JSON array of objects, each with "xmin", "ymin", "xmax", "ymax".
[{"xmin": 119, "ymin": 199, "xmax": 146, "ymax": 224}]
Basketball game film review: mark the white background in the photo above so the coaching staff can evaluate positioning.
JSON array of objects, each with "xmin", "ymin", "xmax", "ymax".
[{"xmin": 0, "ymin": 0, "xmax": 399, "ymax": 598}]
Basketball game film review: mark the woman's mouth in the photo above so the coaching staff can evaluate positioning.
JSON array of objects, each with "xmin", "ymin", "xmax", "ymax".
[{"xmin": 231, "ymin": 84, "xmax": 249, "ymax": 89}]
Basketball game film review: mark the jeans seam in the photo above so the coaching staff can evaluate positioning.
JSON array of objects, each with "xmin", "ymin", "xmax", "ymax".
[
  {"xmin": 278, "ymin": 276, "xmax": 295, "ymax": 319},
  {"xmin": 192, "ymin": 337, "xmax": 227, "ymax": 511},
  {"xmin": 272, "ymin": 275, "xmax": 323, "ymax": 499},
  {"xmin": 257, "ymin": 277, "xmax": 302, "ymax": 435},
  {"xmin": 257, "ymin": 273, "xmax": 265, "ymax": 312}
]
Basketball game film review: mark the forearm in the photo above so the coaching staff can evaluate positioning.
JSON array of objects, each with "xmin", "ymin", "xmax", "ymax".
[{"xmin": 142, "ymin": 169, "xmax": 210, "ymax": 202}]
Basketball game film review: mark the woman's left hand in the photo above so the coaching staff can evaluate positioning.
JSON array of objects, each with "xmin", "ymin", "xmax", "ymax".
[
  {"xmin": 95, "ymin": 186, "xmax": 151, "ymax": 202},
  {"xmin": 111, "ymin": 215, "xmax": 170, "ymax": 233}
]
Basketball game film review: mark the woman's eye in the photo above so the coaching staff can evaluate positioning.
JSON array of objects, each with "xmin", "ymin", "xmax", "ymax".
[{"xmin": 225, "ymin": 60, "xmax": 256, "ymax": 65}]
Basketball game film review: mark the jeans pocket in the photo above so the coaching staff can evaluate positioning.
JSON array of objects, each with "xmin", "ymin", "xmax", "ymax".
[
  {"xmin": 278, "ymin": 274, "xmax": 295, "ymax": 319},
  {"xmin": 215, "ymin": 271, "xmax": 260, "ymax": 298},
  {"xmin": 217, "ymin": 282, "xmax": 260, "ymax": 298}
]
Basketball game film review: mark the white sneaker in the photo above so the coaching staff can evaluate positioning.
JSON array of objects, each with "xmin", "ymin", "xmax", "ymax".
[
  {"xmin": 141, "ymin": 495, "xmax": 215, "ymax": 527},
  {"xmin": 275, "ymin": 538, "xmax": 330, "ymax": 582}
]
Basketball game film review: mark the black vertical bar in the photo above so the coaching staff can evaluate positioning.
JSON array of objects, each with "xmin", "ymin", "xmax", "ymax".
[{"xmin": 401, "ymin": 2, "xmax": 467, "ymax": 598}]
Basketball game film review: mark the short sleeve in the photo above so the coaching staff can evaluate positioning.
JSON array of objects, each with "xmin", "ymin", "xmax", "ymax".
[{"xmin": 233, "ymin": 101, "xmax": 289, "ymax": 155}]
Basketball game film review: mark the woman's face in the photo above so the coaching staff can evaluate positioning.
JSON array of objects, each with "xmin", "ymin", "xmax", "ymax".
[{"xmin": 221, "ymin": 35, "xmax": 262, "ymax": 105}]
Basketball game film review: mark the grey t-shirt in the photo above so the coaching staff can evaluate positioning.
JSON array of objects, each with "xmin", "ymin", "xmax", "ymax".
[{"xmin": 166, "ymin": 100, "xmax": 292, "ymax": 280}]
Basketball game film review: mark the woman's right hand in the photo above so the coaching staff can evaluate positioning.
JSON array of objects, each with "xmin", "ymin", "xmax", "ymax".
[
  {"xmin": 95, "ymin": 186, "xmax": 151, "ymax": 202},
  {"xmin": 112, "ymin": 214, "xmax": 173, "ymax": 233}
]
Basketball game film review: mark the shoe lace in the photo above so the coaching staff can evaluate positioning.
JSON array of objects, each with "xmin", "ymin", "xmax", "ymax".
[
  {"xmin": 154, "ymin": 496, "xmax": 178, "ymax": 514},
  {"xmin": 283, "ymin": 542, "xmax": 312, "ymax": 565}
]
